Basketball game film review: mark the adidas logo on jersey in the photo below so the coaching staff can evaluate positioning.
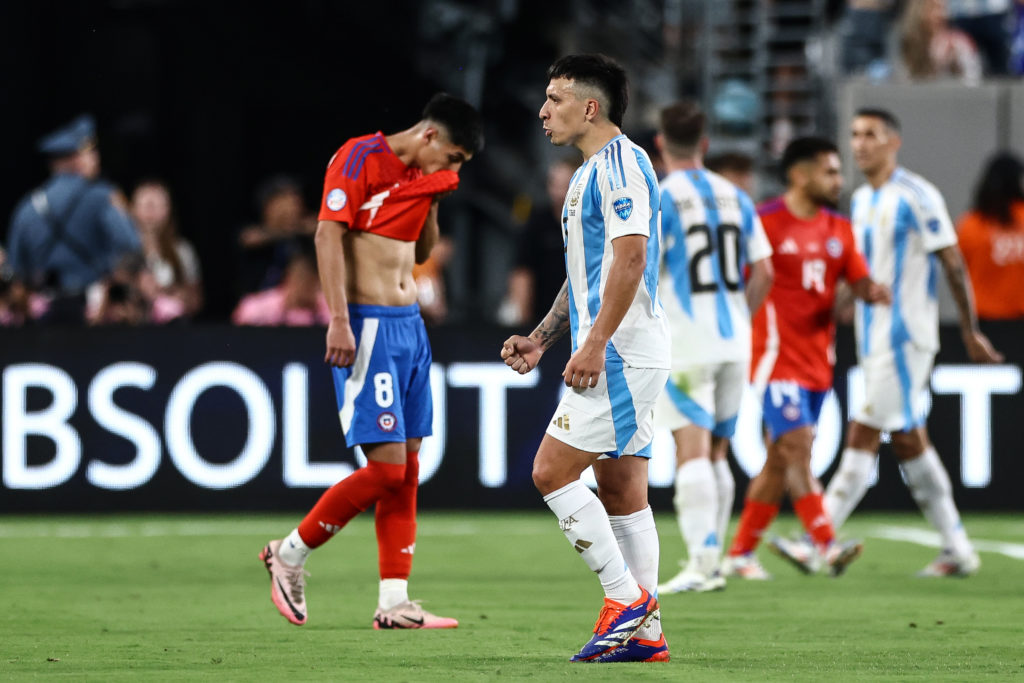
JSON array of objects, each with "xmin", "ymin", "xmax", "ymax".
[
  {"xmin": 779, "ymin": 237, "xmax": 799, "ymax": 254},
  {"xmin": 552, "ymin": 415, "xmax": 571, "ymax": 431}
]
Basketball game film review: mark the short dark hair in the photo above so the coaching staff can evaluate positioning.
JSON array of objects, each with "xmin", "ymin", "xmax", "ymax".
[
  {"xmin": 781, "ymin": 136, "xmax": 839, "ymax": 180},
  {"xmin": 422, "ymin": 93, "xmax": 485, "ymax": 155},
  {"xmin": 546, "ymin": 54, "xmax": 629, "ymax": 127},
  {"xmin": 705, "ymin": 151, "xmax": 754, "ymax": 176},
  {"xmin": 855, "ymin": 107, "xmax": 901, "ymax": 134},
  {"xmin": 658, "ymin": 101, "xmax": 705, "ymax": 153},
  {"xmin": 256, "ymin": 174, "xmax": 302, "ymax": 210}
]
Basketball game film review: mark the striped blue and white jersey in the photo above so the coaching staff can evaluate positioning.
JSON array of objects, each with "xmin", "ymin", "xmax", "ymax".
[
  {"xmin": 561, "ymin": 134, "xmax": 670, "ymax": 370},
  {"xmin": 851, "ymin": 166, "xmax": 958, "ymax": 356},
  {"xmin": 658, "ymin": 168, "xmax": 772, "ymax": 367}
]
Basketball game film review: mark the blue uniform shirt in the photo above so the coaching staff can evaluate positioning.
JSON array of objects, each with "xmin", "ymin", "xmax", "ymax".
[{"xmin": 7, "ymin": 173, "xmax": 140, "ymax": 292}]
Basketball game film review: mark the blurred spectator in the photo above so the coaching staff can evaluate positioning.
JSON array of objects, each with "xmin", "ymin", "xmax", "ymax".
[
  {"xmin": 413, "ymin": 234, "xmax": 454, "ymax": 325},
  {"xmin": 5, "ymin": 114, "xmax": 140, "ymax": 323},
  {"xmin": 705, "ymin": 151, "xmax": 757, "ymax": 197},
  {"xmin": 499, "ymin": 156, "xmax": 577, "ymax": 326},
  {"xmin": 130, "ymin": 180, "xmax": 203, "ymax": 321},
  {"xmin": 900, "ymin": 0, "xmax": 983, "ymax": 83},
  {"xmin": 947, "ymin": 0, "xmax": 1012, "ymax": 75},
  {"xmin": 88, "ymin": 253, "xmax": 152, "ymax": 326},
  {"xmin": 956, "ymin": 151, "xmax": 1024, "ymax": 320},
  {"xmin": 841, "ymin": 0, "xmax": 900, "ymax": 75},
  {"xmin": 1012, "ymin": 0, "xmax": 1024, "ymax": 75},
  {"xmin": 237, "ymin": 175, "xmax": 316, "ymax": 294},
  {"xmin": 232, "ymin": 241, "xmax": 329, "ymax": 326}
]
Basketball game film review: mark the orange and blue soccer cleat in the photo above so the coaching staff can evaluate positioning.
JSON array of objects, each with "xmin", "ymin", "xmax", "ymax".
[
  {"xmin": 570, "ymin": 588, "xmax": 658, "ymax": 662},
  {"xmin": 589, "ymin": 633, "xmax": 671, "ymax": 663}
]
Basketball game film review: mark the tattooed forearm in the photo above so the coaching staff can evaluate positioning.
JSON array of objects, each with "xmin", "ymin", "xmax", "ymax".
[
  {"xmin": 529, "ymin": 279, "xmax": 570, "ymax": 351},
  {"xmin": 939, "ymin": 246, "xmax": 979, "ymax": 334}
]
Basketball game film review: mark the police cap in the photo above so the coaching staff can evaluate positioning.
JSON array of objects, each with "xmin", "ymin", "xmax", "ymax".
[{"xmin": 37, "ymin": 114, "xmax": 97, "ymax": 157}]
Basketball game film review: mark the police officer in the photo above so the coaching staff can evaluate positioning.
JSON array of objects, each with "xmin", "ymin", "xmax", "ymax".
[{"xmin": 6, "ymin": 114, "xmax": 140, "ymax": 323}]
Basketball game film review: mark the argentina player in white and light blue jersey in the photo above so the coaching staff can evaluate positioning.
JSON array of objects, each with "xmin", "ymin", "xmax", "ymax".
[
  {"xmin": 823, "ymin": 108, "xmax": 1002, "ymax": 578},
  {"xmin": 648, "ymin": 102, "xmax": 773, "ymax": 594},
  {"xmin": 501, "ymin": 55, "xmax": 670, "ymax": 663}
]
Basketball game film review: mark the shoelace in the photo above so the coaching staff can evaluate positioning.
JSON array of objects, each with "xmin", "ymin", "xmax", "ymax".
[
  {"xmin": 592, "ymin": 600, "xmax": 626, "ymax": 634},
  {"xmin": 282, "ymin": 565, "xmax": 309, "ymax": 602}
]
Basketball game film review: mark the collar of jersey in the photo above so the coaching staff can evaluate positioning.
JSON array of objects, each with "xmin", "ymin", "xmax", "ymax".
[{"xmin": 590, "ymin": 134, "xmax": 628, "ymax": 160}]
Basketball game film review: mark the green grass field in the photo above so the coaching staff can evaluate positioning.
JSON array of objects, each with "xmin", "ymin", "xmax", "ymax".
[{"xmin": 1, "ymin": 511, "xmax": 1022, "ymax": 681}]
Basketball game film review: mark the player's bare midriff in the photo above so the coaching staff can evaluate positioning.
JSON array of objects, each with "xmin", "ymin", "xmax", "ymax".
[{"xmin": 343, "ymin": 229, "xmax": 419, "ymax": 307}]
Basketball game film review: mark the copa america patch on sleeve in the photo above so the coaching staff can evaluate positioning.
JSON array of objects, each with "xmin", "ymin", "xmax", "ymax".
[
  {"xmin": 326, "ymin": 188, "xmax": 347, "ymax": 211},
  {"xmin": 613, "ymin": 197, "xmax": 633, "ymax": 220}
]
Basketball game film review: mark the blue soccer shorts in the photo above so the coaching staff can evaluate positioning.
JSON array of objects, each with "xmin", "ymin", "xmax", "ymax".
[
  {"xmin": 331, "ymin": 303, "xmax": 432, "ymax": 447},
  {"xmin": 761, "ymin": 380, "xmax": 827, "ymax": 442}
]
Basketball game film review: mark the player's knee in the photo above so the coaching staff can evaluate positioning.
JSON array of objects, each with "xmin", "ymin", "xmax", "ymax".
[
  {"xmin": 532, "ymin": 460, "xmax": 564, "ymax": 495},
  {"xmin": 373, "ymin": 462, "xmax": 407, "ymax": 493},
  {"xmin": 890, "ymin": 434, "xmax": 925, "ymax": 460}
]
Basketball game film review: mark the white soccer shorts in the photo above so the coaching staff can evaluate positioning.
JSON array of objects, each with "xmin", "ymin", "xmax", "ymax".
[
  {"xmin": 654, "ymin": 361, "xmax": 747, "ymax": 438},
  {"xmin": 853, "ymin": 345, "xmax": 934, "ymax": 433},
  {"xmin": 546, "ymin": 363, "xmax": 669, "ymax": 458}
]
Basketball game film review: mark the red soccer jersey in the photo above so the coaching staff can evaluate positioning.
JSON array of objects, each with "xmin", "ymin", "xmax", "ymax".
[
  {"xmin": 750, "ymin": 198, "xmax": 870, "ymax": 391},
  {"xmin": 318, "ymin": 132, "xmax": 459, "ymax": 242}
]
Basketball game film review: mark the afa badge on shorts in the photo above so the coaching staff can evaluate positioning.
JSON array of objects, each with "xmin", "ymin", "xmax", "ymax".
[{"xmin": 613, "ymin": 197, "xmax": 633, "ymax": 221}]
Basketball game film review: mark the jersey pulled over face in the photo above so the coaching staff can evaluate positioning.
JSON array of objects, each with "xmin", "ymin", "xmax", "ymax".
[
  {"xmin": 850, "ymin": 166, "xmax": 957, "ymax": 357},
  {"xmin": 659, "ymin": 168, "xmax": 772, "ymax": 368},
  {"xmin": 751, "ymin": 198, "xmax": 869, "ymax": 392},
  {"xmin": 319, "ymin": 132, "xmax": 459, "ymax": 241},
  {"xmin": 561, "ymin": 134, "xmax": 670, "ymax": 369}
]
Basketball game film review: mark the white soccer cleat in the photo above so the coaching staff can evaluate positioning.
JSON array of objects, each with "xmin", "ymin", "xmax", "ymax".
[
  {"xmin": 821, "ymin": 539, "xmax": 863, "ymax": 577},
  {"xmin": 658, "ymin": 566, "xmax": 727, "ymax": 594},
  {"xmin": 769, "ymin": 536, "xmax": 862, "ymax": 577},
  {"xmin": 916, "ymin": 549, "xmax": 981, "ymax": 577},
  {"xmin": 259, "ymin": 539, "xmax": 308, "ymax": 625},
  {"xmin": 768, "ymin": 536, "xmax": 819, "ymax": 574},
  {"xmin": 372, "ymin": 600, "xmax": 459, "ymax": 629},
  {"xmin": 721, "ymin": 553, "xmax": 772, "ymax": 580}
]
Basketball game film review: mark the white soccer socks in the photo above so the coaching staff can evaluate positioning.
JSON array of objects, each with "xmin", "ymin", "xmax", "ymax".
[
  {"xmin": 712, "ymin": 458, "xmax": 735, "ymax": 552},
  {"xmin": 279, "ymin": 528, "xmax": 312, "ymax": 566},
  {"xmin": 674, "ymin": 458, "xmax": 720, "ymax": 575},
  {"xmin": 378, "ymin": 578, "xmax": 410, "ymax": 611},
  {"xmin": 609, "ymin": 506, "xmax": 662, "ymax": 640},
  {"xmin": 544, "ymin": 480, "xmax": 641, "ymax": 605},
  {"xmin": 901, "ymin": 448, "xmax": 974, "ymax": 558},
  {"xmin": 609, "ymin": 506, "xmax": 660, "ymax": 593},
  {"xmin": 824, "ymin": 448, "xmax": 876, "ymax": 530}
]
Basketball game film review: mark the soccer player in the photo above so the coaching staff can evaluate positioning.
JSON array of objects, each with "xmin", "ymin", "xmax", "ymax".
[
  {"xmin": 258, "ymin": 94, "xmax": 483, "ymax": 628},
  {"xmin": 723, "ymin": 137, "xmax": 890, "ymax": 578},
  {"xmin": 651, "ymin": 101, "xmax": 774, "ymax": 594},
  {"xmin": 815, "ymin": 108, "xmax": 1002, "ymax": 577},
  {"xmin": 501, "ymin": 54, "xmax": 670, "ymax": 663}
]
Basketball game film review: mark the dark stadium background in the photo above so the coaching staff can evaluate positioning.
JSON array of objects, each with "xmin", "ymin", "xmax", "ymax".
[
  {"xmin": 0, "ymin": 0, "xmax": 569, "ymax": 320},
  {"xmin": 2, "ymin": 1, "xmax": 1022, "ymax": 513}
]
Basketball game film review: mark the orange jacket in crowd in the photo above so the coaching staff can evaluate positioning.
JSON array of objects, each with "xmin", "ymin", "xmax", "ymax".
[{"xmin": 957, "ymin": 201, "xmax": 1024, "ymax": 320}]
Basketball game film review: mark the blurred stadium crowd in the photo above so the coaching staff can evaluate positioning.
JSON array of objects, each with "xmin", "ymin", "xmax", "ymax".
[{"xmin": 2, "ymin": 0, "xmax": 1024, "ymax": 328}]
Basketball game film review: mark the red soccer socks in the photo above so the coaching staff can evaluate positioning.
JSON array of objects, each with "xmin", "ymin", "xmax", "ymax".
[
  {"xmin": 297, "ymin": 459, "xmax": 406, "ymax": 548},
  {"xmin": 375, "ymin": 451, "xmax": 420, "ymax": 580},
  {"xmin": 793, "ymin": 493, "xmax": 835, "ymax": 550},
  {"xmin": 728, "ymin": 499, "xmax": 779, "ymax": 556}
]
